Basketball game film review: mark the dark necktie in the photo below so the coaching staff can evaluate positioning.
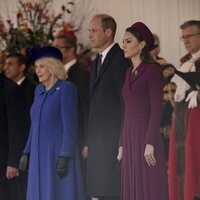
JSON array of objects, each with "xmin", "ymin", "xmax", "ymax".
[{"xmin": 97, "ymin": 54, "xmax": 102, "ymax": 74}]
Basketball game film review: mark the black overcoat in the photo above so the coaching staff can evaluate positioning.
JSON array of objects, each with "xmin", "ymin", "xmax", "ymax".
[
  {"xmin": 67, "ymin": 62, "xmax": 90, "ymax": 150},
  {"xmin": 86, "ymin": 43, "xmax": 130, "ymax": 197},
  {"xmin": 0, "ymin": 73, "xmax": 30, "ymax": 199},
  {"xmin": 20, "ymin": 77, "xmax": 35, "ymax": 111},
  {"xmin": 0, "ymin": 73, "xmax": 29, "ymax": 168}
]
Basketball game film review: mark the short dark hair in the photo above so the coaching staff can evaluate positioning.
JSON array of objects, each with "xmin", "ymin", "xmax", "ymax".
[
  {"xmin": 180, "ymin": 20, "xmax": 200, "ymax": 31},
  {"xmin": 95, "ymin": 14, "xmax": 117, "ymax": 38},
  {"xmin": 6, "ymin": 53, "xmax": 27, "ymax": 66},
  {"xmin": 6, "ymin": 52, "xmax": 28, "ymax": 73}
]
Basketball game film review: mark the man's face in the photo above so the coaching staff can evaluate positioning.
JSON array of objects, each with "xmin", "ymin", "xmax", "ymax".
[
  {"xmin": 4, "ymin": 57, "xmax": 24, "ymax": 82},
  {"xmin": 53, "ymin": 38, "xmax": 72, "ymax": 64},
  {"xmin": 88, "ymin": 17, "xmax": 110, "ymax": 51},
  {"xmin": 181, "ymin": 25, "xmax": 200, "ymax": 54}
]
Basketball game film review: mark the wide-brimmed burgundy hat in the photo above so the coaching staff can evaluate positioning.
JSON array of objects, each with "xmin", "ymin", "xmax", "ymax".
[{"xmin": 127, "ymin": 22, "xmax": 158, "ymax": 51}]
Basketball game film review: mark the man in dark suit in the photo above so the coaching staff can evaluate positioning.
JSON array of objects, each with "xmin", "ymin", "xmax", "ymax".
[
  {"xmin": 3, "ymin": 53, "xmax": 35, "ymax": 200},
  {"xmin": 86, "ymin": 14, "xmax": 130, "ymax": 200},
  {"xmin": 53, "ymin": 31, "xmax": 90, "ymax": 193},
  {"xmin": 0, "ymin": 71, "xmax": 30, "ymax": 200},
  {"xmin": 4, "ymin": 53, "xmax": 35, "ymax": 110}
]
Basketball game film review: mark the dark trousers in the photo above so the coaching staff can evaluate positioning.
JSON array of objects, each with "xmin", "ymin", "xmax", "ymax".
[
  {"xmin": 0, "ymin": 167, "xmax": 27, "ymax": 200},
  {"xmin": 0, "ymin": 169, "xmax": 7, "ymax": 199}
]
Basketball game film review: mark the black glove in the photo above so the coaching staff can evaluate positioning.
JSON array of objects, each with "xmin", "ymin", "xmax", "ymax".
[
  {"xmin": 56, "ymin": 156, "xmax": 69, "ymax": 179},
  {"xmin": 19, "ymin": 153, "xmax": 29, "ymax": 171}
]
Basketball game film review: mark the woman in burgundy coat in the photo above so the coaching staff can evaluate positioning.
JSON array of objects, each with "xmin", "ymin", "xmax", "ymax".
[{"xmin": 117, "ymin": 22, "xmax": 168, "ymax": 200}]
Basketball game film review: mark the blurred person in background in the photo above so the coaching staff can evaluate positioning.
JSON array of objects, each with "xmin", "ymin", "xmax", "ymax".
[
  {"xmin": 53, "ymin": 32, "xmax": 89, "ymax": 197},
  {"xmin": 150, "ymin": 33, "xmax": 167, "ymax": 65},
  {"xmin": 168, "ymin": 20, "xmax": 200, "ymax": 200}
]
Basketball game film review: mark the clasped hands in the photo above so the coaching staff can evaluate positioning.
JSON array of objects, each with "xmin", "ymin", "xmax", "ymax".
[{"xmin": 19, "ymin": 154, "xmax": 69, "ymax": 179}]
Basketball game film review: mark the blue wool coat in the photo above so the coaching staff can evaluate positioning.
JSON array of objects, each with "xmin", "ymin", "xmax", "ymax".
[{"xmin": 24, "ymin": 80, "xmax": 84, "ymax": 200}]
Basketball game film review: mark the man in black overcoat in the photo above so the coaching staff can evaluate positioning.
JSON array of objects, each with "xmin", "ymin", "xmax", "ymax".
[
  {"xmin": 53, "ymin": 31, "xmax": 89, "ymax": 152},
  {"xmin": 4, "ymin": 53, "xmax": 35, "ymax": 111},
  {"xmin": 86, "ymin": 14, "xmax": 130, "ymax": 199},
  {"xmin": 4, "ymin": 53, "xmax": 35, "ymax": 199},
  {"xmin": 0, "ymin": 71, "xmax": 30, "ymax": 200}
]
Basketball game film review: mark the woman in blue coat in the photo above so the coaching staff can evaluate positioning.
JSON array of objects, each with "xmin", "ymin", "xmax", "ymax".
[{"xmin": 19, "ymin": 46, "xmax": 84, "ymax": 200}]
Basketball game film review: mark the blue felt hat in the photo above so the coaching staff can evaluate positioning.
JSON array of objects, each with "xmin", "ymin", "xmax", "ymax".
[{"xmin": 26, "ymin": 46, "xmax": 63, "ymax": 64}]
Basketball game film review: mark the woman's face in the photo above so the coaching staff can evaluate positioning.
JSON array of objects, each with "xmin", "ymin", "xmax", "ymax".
[
  {"xmin": 122, "ymin": 31, "xmax": 143, "ymax": 59},
  {"xmin": 35, "ymin": 60, "xmax": 51, "ymax": 84}
]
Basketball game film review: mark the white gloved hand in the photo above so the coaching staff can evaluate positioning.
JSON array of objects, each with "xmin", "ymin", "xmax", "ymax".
[{"xmin": 185, "ymin": 91, "xmax": 199, "ymax": 109}]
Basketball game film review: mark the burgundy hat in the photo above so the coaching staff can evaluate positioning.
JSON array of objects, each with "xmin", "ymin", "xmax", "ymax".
[{"xmin": 127, "ymin": 22, "xmax": 157, "ymax": 51}]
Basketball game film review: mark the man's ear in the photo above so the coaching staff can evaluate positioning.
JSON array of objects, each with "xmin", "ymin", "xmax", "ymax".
[
  {"xmin": 105, "ymin": 28, "xmax": 112, "ymax": 37},
  {"xmin": 19, "ymin": 64, "xmax": 26, "ymax": 72}
]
